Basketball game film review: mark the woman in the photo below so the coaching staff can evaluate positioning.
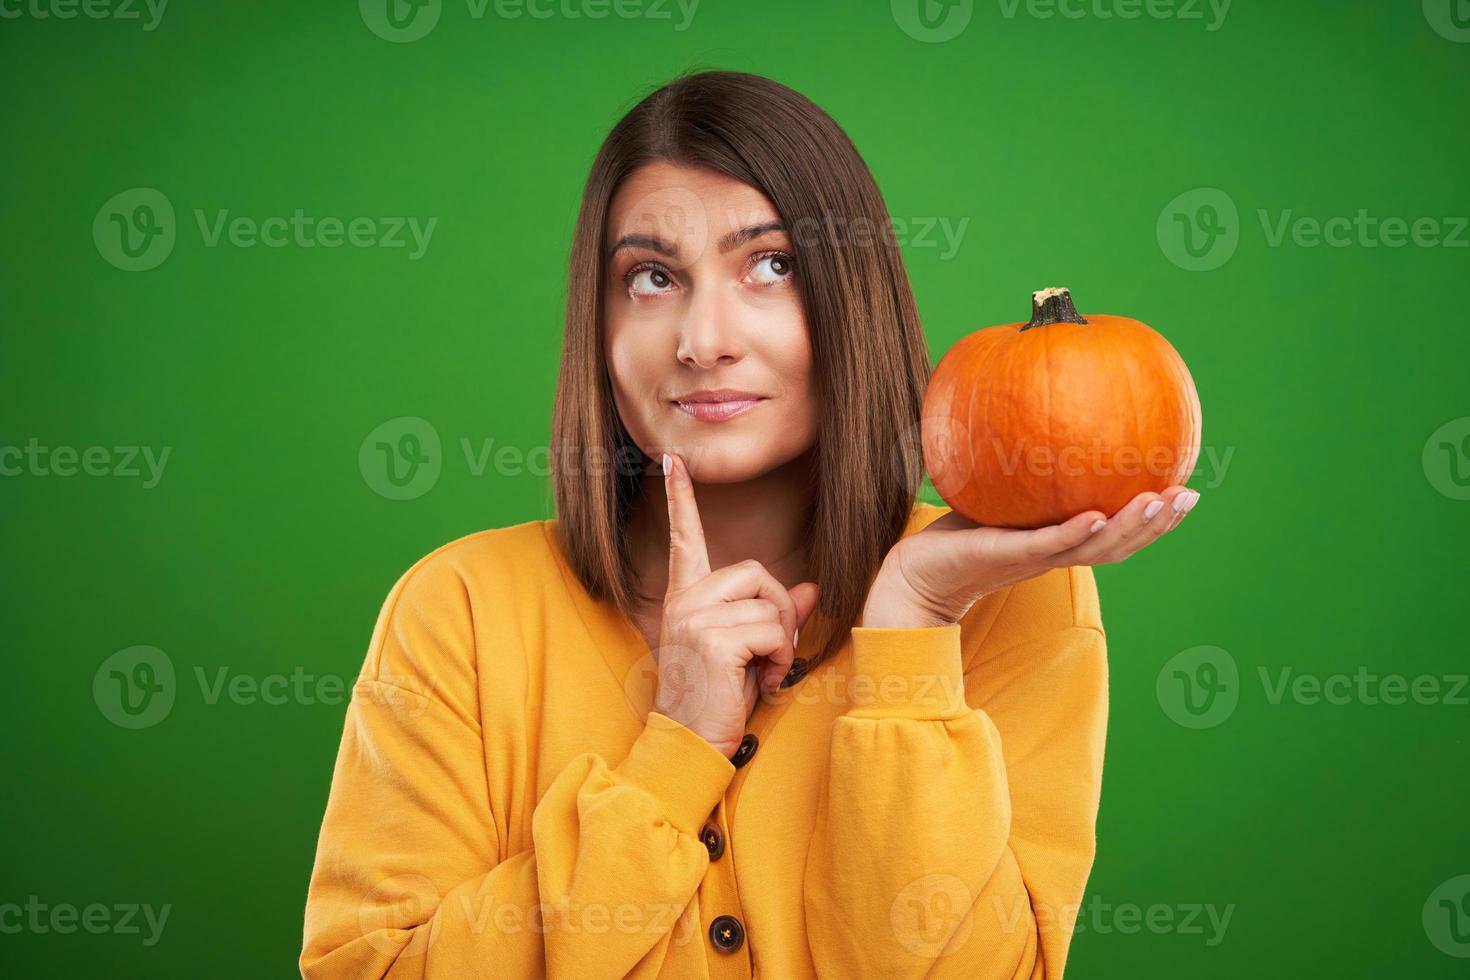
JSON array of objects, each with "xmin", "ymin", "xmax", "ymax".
[{"xmin": 300, "ymin": 69, "xmax": 1198, "ymax": 979}]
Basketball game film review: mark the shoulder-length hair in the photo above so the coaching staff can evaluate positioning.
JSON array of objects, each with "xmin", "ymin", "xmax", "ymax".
[{"xmin": 549, "ymin": 68, "xmax": 932, "ymax": 673}]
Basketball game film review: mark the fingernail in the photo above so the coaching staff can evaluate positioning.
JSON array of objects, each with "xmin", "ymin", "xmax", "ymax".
[
  {"xmin": 662, "ymin": 453, "xmax": 671, "ymax": 477},
  {"xmin": 1180, "ymin": 490, "xmax": 1201, "ymax": 514},
  {"xmin": 1143, "ymin": 500, "xmax": 1164, "ymax": 521},
  {"xmin": 1171, "ymin": 491, "xmax": 1191, "ymax": 513},
  {"xmin": 793, "ymin": 628, "xmax": 799, "ymax": 648},
  {"xmin": 1089, "ymin": 519, "xmax": 1107, "ymax": 534}
]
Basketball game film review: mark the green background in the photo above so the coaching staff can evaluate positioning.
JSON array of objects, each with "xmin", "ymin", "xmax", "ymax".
[{"xmin": 3, "ymin": 0, "xmax": 1468, "ymax": 975}]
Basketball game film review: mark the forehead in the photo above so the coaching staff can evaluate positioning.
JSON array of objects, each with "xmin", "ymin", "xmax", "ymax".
[{"xmin": 605, "ymin": 161, "xmax": 780, "ymax": 244}]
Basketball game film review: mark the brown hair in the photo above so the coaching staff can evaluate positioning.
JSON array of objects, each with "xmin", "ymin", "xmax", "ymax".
[{"xmin": 549, "ymin": 68, "xmax": 932, "ymax": 672}]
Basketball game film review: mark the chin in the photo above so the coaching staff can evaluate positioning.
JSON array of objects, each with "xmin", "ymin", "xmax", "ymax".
[
  {"xmin": 645, "ymin": 433, "xmax": 797, "ymax": 484},
  {"xmin": 675, "ymin": 441, "xmax": 776, "ymax": 483}
]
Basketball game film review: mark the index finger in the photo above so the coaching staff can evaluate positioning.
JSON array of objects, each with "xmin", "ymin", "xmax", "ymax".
[{"xmin": 664, "ymin": 452, "xmax": 711, "ymax": 592}]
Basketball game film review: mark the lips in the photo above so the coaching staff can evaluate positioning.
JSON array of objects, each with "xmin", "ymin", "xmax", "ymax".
[
  {"xmin": 670, "ymin": 389, "xmax": 769, "ymax": 422},
  {"xmin": 672, "ymin": 397, "xmax": 767, "ymax": 422}
]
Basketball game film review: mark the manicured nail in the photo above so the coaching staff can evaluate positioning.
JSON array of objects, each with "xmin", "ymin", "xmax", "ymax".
[
  {"xmin": 1088, "ymin": 519, "xmax": 1107, "ymax": 534},
  {"xmin": 1171, "ymin": 491, "xmax": 1192, "ymax": 513},
  {"xmin": 1143, "ymin": 500, "xmax": 1164, "ymax": 520},
  {"xmin": 1180, "ymin": 490, "xmax": 1201, "ymax": 514},
  {"xmin": 662, "ymin": 453, "xmax": 671, "ymax": 477}
]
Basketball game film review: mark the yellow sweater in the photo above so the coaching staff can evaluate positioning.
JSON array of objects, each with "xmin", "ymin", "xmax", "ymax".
[{"xmin": 300, "ymin": 501, "xmax": 1108, "ymax": 978}]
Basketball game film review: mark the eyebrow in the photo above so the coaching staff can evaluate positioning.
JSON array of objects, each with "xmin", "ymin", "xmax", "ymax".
[{"xmin": 606, "ymin": 221, "xmax": 786, "ymax": 262}]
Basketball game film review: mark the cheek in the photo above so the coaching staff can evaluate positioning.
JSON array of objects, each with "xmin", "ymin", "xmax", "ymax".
[
  {"xmin": 764, "ymin": 304, "xmax": 814, "ymax": 402},
  {"xmin": 604, "ymin": 319, "xmax": 663, "ymax": 430},
  {"xmin": 604, "ymin": 308, "xmax": 640, "ymax": 387},
  {"xmin": 605, "ymin": 332, "xmax": 634, "ymax": 399}
]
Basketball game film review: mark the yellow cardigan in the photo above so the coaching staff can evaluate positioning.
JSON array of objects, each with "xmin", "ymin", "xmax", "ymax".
[{"xmin": 300, "ymin": 501, "xmax": 1108, "ymax": 978}]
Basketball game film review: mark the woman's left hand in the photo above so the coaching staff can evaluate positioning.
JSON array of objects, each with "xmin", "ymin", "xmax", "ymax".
[{"xmin": 860, "ymin": 485, "xmax": 1201, "ymax": 630}]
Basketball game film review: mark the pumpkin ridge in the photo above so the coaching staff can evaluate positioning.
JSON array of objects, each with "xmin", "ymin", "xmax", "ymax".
[
  {"xmin": 1042, "ymin": 320, "xmax": 1056, "ymax": 523},
  {"xmin": 967, "ymin": 329, "xmax": 991, "ymax": 523},
  {"xmin": 1106, "ymin": 321, "xmax": 1143, "ymax": 504}
]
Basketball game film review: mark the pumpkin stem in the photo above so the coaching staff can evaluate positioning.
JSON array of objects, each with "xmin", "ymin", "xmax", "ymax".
[{"xmin": 1021, "ymin": 287, "xmax": 1089, "ymax": 331}]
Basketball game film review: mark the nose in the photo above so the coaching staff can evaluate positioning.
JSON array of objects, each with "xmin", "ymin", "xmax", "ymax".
[{"xmin": 676, "ymin": 283, "xmax": 744, "ymax": 369}]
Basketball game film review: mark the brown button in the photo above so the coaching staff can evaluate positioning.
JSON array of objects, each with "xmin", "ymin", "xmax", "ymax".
[
  {"xmin": 700, "ymin": 823, "xmax": 725, "ymax": 861},
  {"xmin": 709, "ymin": 914, "xmax": 744, "ymax": 952},
  {"xmin": 731, "ymin": 733, "xmax": 758, "ymax": 768},
  {"xmin": 779, "ymin": 657, "xmax": 809, "ymax": 689}
]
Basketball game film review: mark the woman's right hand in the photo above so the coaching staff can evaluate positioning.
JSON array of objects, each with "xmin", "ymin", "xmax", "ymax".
[{"xmin": 652, "ymin": 451, "xmax": 820, "ymax": 758}]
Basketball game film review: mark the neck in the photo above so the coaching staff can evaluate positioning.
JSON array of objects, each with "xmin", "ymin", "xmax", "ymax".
[{"xmin": 628, "ymin": 449, "xmax": 815, "ymax": 602}]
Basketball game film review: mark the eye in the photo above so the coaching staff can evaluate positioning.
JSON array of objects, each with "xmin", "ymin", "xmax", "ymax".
[
  {"xmin": 624, "ymin": 262, "xmax": 676, "ymax": 297},
  {"xmin": 748, "ymin": 250, "xmax": 795, "ymax": 286}
]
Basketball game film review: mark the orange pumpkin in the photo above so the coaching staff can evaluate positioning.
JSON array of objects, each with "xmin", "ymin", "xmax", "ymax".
[{"xmin": 921, "ymin": 287, "xmax": 1201, "ymax": 529}]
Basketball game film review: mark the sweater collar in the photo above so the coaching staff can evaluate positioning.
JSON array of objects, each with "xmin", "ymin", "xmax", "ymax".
[{"xmin": 541, "ymin": 499, "xmax": 951, "ymax": 716}]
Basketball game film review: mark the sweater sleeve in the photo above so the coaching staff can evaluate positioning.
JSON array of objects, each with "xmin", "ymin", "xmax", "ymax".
[
  {"xmin": 802, "ymin": 576, "xmax": 1108, "ymax": 978},
  {"xmin": 299, "ymin": 553, "xmax": 736, "ymax": 979}
]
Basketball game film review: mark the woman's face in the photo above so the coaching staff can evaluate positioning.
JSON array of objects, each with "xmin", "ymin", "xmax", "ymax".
[{"xmin": 603, "ymin": 161, "xmax": 817, "ymax": 484}]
